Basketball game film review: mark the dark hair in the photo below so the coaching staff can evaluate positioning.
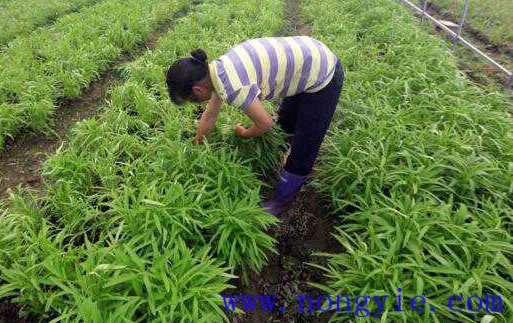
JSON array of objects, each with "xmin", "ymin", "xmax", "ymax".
[{"xmin": 166, "ymin": 49, "xmax": 209, "ymax": 105}]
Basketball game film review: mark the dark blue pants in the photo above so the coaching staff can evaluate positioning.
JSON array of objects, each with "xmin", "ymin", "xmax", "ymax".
[{"xmin": 277, "ymin": 60, "xmax": 344, "ymax": 176}]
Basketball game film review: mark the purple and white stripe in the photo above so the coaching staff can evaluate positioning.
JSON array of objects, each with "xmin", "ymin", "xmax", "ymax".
[{"xmin": 210, "ymin": 36, "xmax": 337, "ymax": 109}]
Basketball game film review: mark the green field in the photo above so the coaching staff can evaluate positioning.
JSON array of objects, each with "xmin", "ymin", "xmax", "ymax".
[
  {"xmin": 309, "ymin": 0, "xmax": 512, "ymax": 321},
  {"xmin": 0, "ymin": 0, "xmax": 284, "ymax": 320},
  {"xmin": 0, "ymin": 0, "xmax": 189, "ymax": 149},
  {"xmin": 427, "ymin": 0, "xmax": 513, "ymax": 47},
  {"xmin": 0, "ymin": 0, "xmax": 512, "ymax": 321},
  {"xmin": 0, "ymin": 0, "xmax": 102, "ymax": 46}
]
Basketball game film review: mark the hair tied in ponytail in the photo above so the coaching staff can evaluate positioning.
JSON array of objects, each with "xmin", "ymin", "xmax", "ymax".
[
  {"xmin": 190, "ymin": 55, "xmax": 203, "ymax": 64},
  {"xmin": 190, "ymin": 48, "xmax": 208, "ymax": 65}
]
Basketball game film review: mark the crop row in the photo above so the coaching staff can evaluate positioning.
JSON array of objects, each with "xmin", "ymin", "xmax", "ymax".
[
  {"xmin": 425, "ymin": 0, "xmax": 513, "ymax": 47},
  {"xmin": 305, "ymin": 0, "xmax": 513, "ymax": 322},
  {"xmin": 0, "ymin": 0, "xmax": 103, "ymax": 46},
  {"xmin": 0, "ymin": 0, "xmax": 190, "ymax": 150},
  {"xmin": 0, "ymin": 0, "xmax": 285, "ymax": 321}
]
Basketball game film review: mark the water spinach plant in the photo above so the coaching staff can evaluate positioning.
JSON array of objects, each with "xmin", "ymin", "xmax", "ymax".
[
  {"xmin": 0, "ymin": 0, "xmax": 102, "ymax": 46},
  {"xmin": 0, "ymin": 0, "xmax": 286, "ymax": 321},
  {"xmin": 304, "ymin": 0, "xmax": 513, "ymax": 321},
  {"xmin": 0, "ymin": 0, "xmax": 189, "ymax": 150}
]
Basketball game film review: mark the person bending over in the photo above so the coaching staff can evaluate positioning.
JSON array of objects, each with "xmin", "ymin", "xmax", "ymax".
[{"xmin": 166, "ymin": 36, "xmax": 344, "ymax": 216}]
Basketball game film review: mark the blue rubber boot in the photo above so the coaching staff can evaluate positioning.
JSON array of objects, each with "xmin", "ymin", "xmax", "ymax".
[{"xmin": 261, "ymin": 169, "xmax": 306, "ymax": 216}]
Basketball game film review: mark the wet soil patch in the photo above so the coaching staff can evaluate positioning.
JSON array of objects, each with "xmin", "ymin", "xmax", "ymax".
[
  {"xmin": 0, "ymin": 299, "xmax": 37, "ymax": 323},
  {"xmin": 235, "ymin": 189, "xmax": 343, "ymax": 323},
  {"xmin": 279, "ymin": 0, "xmax": 311, "ymax": 37}
]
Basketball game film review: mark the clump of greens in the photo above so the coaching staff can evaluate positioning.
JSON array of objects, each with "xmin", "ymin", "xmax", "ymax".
[
  {"xmin": 0, "ymin": 0, "xmax": 285, "ymax": 321},
  {"xmin": 0, "ymin": 0, "xmax": 103, "ymax": 46},
  {"xmin": 305, "ymin": 0, "xmax": 513, "ymax": 321},
  {"xmin": 0, "ymin": 0, "xmax": 190, "ymax": 149}
]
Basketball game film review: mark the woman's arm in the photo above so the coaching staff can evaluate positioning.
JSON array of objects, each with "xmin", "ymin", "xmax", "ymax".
[
  {"xmin": 194, "ymin": 93, "xmax": 222, "ymax": 144},
  {"xmin": 235, "ymin": 97, "xmax": 275, "ymax": 139}
]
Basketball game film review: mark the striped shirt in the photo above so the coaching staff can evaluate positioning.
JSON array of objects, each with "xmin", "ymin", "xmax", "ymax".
[{"xmin": 208, "ymin": 36, "xmax": 338, "ymax": 110}]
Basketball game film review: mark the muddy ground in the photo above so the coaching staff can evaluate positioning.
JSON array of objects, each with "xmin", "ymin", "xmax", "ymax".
[
  {"xmin": 235, "ymin": 189, "xmax": 343, "ymax": 323},
  {"xmin": 0, "ymin": 301, "xmax": 36, "ymax": 323}
]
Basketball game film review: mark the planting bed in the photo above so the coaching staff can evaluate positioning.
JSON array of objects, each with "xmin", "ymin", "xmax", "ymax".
[
  {"xmin": 0, "ymin": 0, "xmax": 103, "ymax": 46},
  {"xmin": 0, "ymin": 0, "xmax": 190, "ymax": 150},
  {"xmin": 0, "ymin": 0, "xmax": 287, "ymax": 321},
  {"xmin": 414, "ymin": 1, "xmax": 513, "ymax": 90},
  {"xmin": 426, "ymin": 0, "xmax": 513, "ymax": 49},
  {"xmin": 0, "ymin": 5, "xmax": 194, "ymax": 198},
  {"xmin": 307, "ymin": 0, "xmax": 513, "ymax": 321},
  {"xmin": 1, "ymin": 0, "xmax": 345, "ymax": 321}
]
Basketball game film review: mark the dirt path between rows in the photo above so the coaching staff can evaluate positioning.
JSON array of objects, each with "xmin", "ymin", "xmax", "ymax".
[
  {"xmin": 0, "ymin": 7, "xmax": 190, "ymax": 199},
  {"xmin": 236, "ymin": 190, "xmax": 342, "ymax": 323},
  {"xmin": 426, "ymin": 2, "xmax": 513, "ymax": 59},
  {"xmin": 235, "ymin": 0, "xmax": 343, "ymax": 322}
]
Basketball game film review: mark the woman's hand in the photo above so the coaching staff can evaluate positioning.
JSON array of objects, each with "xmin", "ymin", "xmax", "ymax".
[
  {"xmin": 193, "ymin": 121, "xmax": 208, "ymax": 144},
  {"xmin": 235, "ymin": 98, "xmax": 274, "ymax": 139},
  {"xmin": 234, "ymin": 124, "xmax": 248, "ymax": 138},
  {"xmin": 193, "ymin": 131, "xmax": 204, "ymax": 144}
]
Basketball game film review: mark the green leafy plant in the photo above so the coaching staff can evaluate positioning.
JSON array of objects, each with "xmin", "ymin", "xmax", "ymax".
[
  {"xmin": 0, "ymin": 0, "xmax": 285, "ymax": 320},
  {"xmin": 0, "ymin": 0, "xmax": 190, "ymax": 149},
  {"xmin": 304, "ymin": 0, "xmax": 513, "ymax": 321},
  {"xmin": 0, "ymin": 0, "xmax": 103, "ymax": 46}
]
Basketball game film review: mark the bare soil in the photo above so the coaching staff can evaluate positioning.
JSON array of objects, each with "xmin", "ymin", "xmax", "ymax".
[
  {"xmin": 236, "ymin": 190, "xmax": 343, "ymax": 323},
  {"xmin": 0, "ymin": 7, "xmax": 191, "ymax": 198},
  {"xmin": 278, "ymin": 0, "xmax": 311, "ymax": 37},
  {"xmin": 0, "ymin": 300, "xmax": 36, "ymax": 323}
]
